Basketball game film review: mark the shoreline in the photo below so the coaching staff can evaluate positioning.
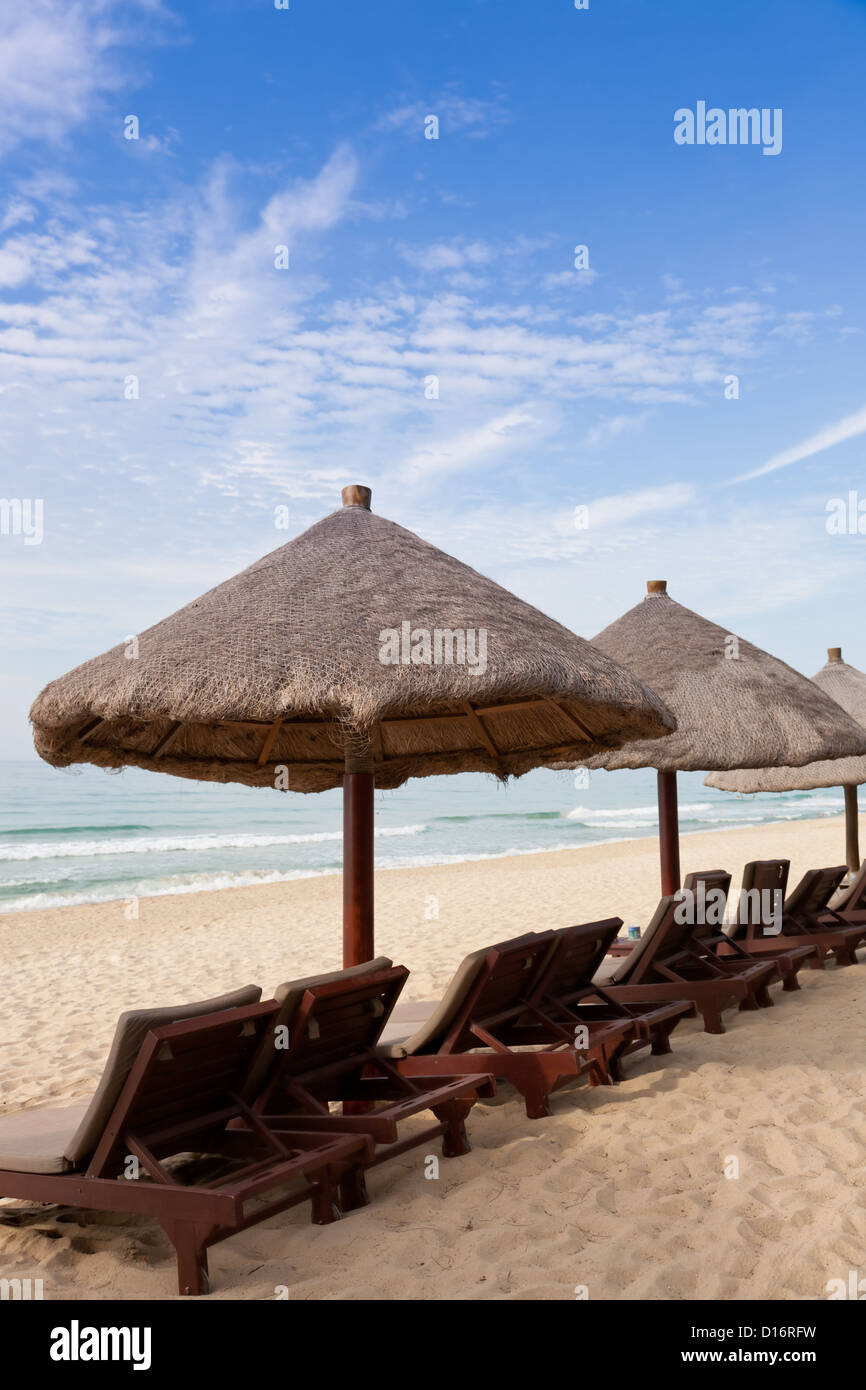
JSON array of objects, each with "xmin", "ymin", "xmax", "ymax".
[{"xmin": 0, "ymin": 811, "xmax": 849, "ymax": 918}]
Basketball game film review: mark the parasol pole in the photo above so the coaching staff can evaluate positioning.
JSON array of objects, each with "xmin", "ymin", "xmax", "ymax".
[
  {"xmin": 843, "ymin": 784, "xmax": 861, "ymax": 876},
  {"xmin": 342, "ymin": 758, "xmax": 375, "ymax": 967},
  {"xmin": 657, "ymin": 768, "xmax": 681, "ymax": 896},
  {"xmin": 340, "ymin": 485, "xmax": 376, "ymax": 967}
]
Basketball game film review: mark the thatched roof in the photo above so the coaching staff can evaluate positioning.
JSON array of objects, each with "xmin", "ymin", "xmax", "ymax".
[
  {"xmin": 706, "ymin": 649, "xmax": 866, "ymax": 792},
  {"xmin": 576, "ymin": 584, "xmax": 866, "ymax": 774},
  {"xmin": 30, "ymin": 488, "xmax": 675, "ymax": 792}
]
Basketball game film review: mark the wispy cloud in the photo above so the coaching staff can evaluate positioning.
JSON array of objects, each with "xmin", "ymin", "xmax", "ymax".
[
  {"xmin": 734, "ymin": 403, "xmax": 866, "ymax": 481},
  {"xmin": 398, "ymin": 240, "xmax": 492, "ymax": 272},
  {"xmin": 375, "ymin": 88, "xmax": 509, "ymax": 139},
  {"xmin": 0, "ymin": 1, "xmax": 175, "ymax": 157}
]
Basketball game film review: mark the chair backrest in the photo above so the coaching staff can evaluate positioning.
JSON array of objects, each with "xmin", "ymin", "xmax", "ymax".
[
  {"xmin": 243, "ymin": 956, "xmax": 393, "ymax": 1096},
  {"xmin": 784, "ymin": 866, "xmax": 847, "ymax": 918},
  {"xmin": 727, "ymin": 860, "xmax": 789, "ymax": 940},
  {"xmin": 680, "ymin": 870, "xmax": 731, "ymax": 939},
  {"xmin": 248, "ymin": 961, "xmax": 407, "ymax": 1101},
  {"xmin": 604, "ymin": 896, "xmax": 697, "ymax": 984},
  {"xmin": 87, "ymin": 1001, "xmax": 278, "ymax": 1176},
  {"xmin": 531, "ymin": 919, "xmax": 623, "ymax": 1004},
  {"xmin": 65, "ymin": 984, "xmax": 262, "ymax": 1164},
  {"xmin": 830, "ymin": 859, "xmax": 866, "ymax": 912},
  {"xmin": 393, "ymin": 933, "xmax": 558, "ymax": 1056}
]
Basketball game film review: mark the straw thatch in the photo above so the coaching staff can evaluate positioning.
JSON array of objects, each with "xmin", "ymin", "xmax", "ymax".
[
  {"xmin": 575, "ymin": 585, "xmax": 866, "ymax": 774},
  {"xmin": 30, "ymin": 491, "xmax": 675, "ymax": 792},
  {"xmin": 706, "ymin": 650, "xmax": 866, "ymax": 792}
]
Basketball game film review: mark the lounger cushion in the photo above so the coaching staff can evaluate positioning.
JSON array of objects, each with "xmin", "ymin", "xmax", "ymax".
[
  {"xmin": 272, "ymin": 956, "xmax": 393, "ymax": 1009},
  {"xmin": 377, "ymin": 1000, "xmax": 438, "ymax": 1050},
  {"xmin": 63, "ymin": 984, "xmax": 262, "ymax": 1164},
  {"xmin": 592, "ymin": 957, "xmax": 620, "ymax": 986},
  {"xmin": 376, "ymin": 947, "xmax": 492, "ymax": 1058},
  {"xmin": 0, "ymin": 1104, "xmax": 90, "ymax": 1175},
  {"xmin": 591, "ymin": 898, "xmax": 672, "ymax": 986},
  {"xmin": 829, "ymin": 862, "xmax": 863, "ymax": 909},
  {"xmin": 829, "ymin": 861, "xmax": 866, "ymax": 910}
]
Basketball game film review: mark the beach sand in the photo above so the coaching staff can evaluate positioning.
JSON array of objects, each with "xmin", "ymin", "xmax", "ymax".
[{"xmin": 1, "ymin": 814, "xmax": 864, "ymax": 1301}]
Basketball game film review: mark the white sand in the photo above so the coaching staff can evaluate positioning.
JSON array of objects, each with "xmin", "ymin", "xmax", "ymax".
[{"xmin": 1, "ymin": 814, "xmax": 864, "ymax": 1301}]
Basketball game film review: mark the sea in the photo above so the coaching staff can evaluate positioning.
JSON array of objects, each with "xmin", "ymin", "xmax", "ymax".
[{"xmin": 0, "ymin": 759, "xmax": 852, "ymax": 916}]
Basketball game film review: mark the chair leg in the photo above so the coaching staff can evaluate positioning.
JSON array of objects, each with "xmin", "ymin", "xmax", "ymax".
[
  {"xmin": 755, "ymin": 980, "xmax": 775, "ymax": 1008},
  {"xmin": 310, "ymin": 1168, "xmax": 342, "ymax": 1225},
  {"xmin": 833, "ymin": 945, "xmax": 857, "ymax": 967},
  {"xmin": 338, "ymin": 1166, "xmax": 370, "ymax": 1212},
  {"xmin": 164, "ymin": 1221, "xmax": 210, "ymax": 1297},
  {"xmin": 650, "ymin": 1021, "xmax": 675, "ymax": 1056},
  {"xmin": 521, "ymin": 1086, "xmax": 553, "ymax": 1119},
  {"xmin": 700, "ymin": 1005, "xmax": 725, "ymax": 1034},
  {"xmin": 510, "ymin": 1068, "xmax": 554, "ymax": 1118},
  {"xmin": 433, "ymin": 1098, "xmax": 473, "ymax": 1157},
  {"xmin": 780, "ymin": 962, "xmax": 801, "ymax": 991},
  {"xmin": 604, "ymin": 1046, "xmax": 626, "ymax": 1081},
  {"xmin": 808, "ymin": 945, "xmax": 828, "ymax": 970},
  {"xmin": 588, "ymin": 1047, "xmax": 614, "ymax": 1085}
]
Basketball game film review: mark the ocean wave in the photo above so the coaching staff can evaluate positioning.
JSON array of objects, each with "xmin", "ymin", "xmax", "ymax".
[
  {"xmin": 0, "ymin": 823, "xmax": 429, "ymax": 862},
  {"xmin": 566, "ymin": 801, "xmax": 715, "ymax": 822},
  {"xmin": 0, "ymin": 866, "xmax": 343, "ymax": 913}
]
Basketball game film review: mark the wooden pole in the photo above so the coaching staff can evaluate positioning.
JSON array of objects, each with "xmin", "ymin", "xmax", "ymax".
[
  {"xmin": 342, "ymin": 768, "xmax": 375, "ymax": 967},
  {"xmin": 339, "ymin": 482, "xmax": 376, "ymax": 968},
  {"xmin": 843, "ymin": 784, "xmax": 860, "ymax": 876},
  {"xmin": 657, "ymin": 768, "xmax": 681, "ymax": 896}
]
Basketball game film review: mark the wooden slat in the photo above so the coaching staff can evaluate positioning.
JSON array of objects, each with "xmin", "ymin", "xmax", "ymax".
[
  {"xmin": 257, "ymin": 719, "xmax": 283, "ymax": 766},
  {"xmin": 371, "ymin": 724, "xmax": 385, "ymax": 763},
  {"xmin": 461, "ymin": 702, "xmax": 499, "ymax": 757},
  {"xmin": 472, "ymin": 698, "xmax": 552, "ymax": 718},
  {"xmin": 549, "ymin": 700, "xmax": 594, "ymax": 741},
  {"xmin": 152, "ymin": 722, "xmax": 183, "ymax": 758}
]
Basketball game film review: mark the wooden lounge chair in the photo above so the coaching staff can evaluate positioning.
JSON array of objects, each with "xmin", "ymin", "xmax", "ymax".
[
  {"xmin": 680, "ymin": 869, "xmax": 817, "ymax": 990},
  {"xmin": 375, "ymin": 933, "xmax": 646, "ymax": 1119},
  {"xmin": 824, "ymin": 860, "xmax": 866, "ymax": 924},
  {"xmin": 523, "ymin": 919, "xmax": 696, "ymax": 1076},
  {"xmin": 0, "ymin": 988, "xmax": 374, "ymax": 1295},
  {"xmin": 592, "ymin": 896, "xmax": 779, "ymax": 1034},
  {"xmin": 731, "ymin": 860, "xmax": 866, "ymax": 968},
  {"xmin": 246, "ymin": 959, "xmax": 496, "ymax": 1203}
]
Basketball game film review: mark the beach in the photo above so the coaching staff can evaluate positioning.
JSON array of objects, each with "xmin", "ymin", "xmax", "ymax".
[{"xmin": 1, "ymin": 812, "xmax": 863, "ymax": 1301}]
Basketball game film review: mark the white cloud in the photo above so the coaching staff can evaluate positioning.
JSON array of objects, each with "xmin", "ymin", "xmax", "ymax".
[
  {"xmin": 399, "ymin": 240, "xmax": 492, "ymax": 272},
  {"xmin": 398, "ymin": 407, "xmax": 543, "ymax": 484},
  {"xmin": 734, "ymin": 404, "xmax": 866, "ymax": 481},
  {"xmin": 582, "ymin": 413, "xmax": 649, "ymax": 449},
  {"xmin": 567, "ymin": 483, "xmax": 696, "ymax": 533},
  {"xmin": 0, "ymin": 247, "xmax": 31, "ymax": 286},
  {"xmin": 375, "ymin": 89, "xmax": 508, "ymax": 139},
  {"xmin": 0, "ymin": 1, "xmax": 172, "ymax": 156},
  {"xmin": 542, "ymin": 269, "xmax": 599, "ymax": 291}
]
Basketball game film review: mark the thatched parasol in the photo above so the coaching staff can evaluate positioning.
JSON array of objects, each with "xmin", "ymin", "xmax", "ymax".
[
  {"xmin": 572, "ymin": 583, "xmax": 866, "ymax": 895},
  {"xmin": 31, "ymin": 486, "xmax": 675, "ymax": 965},
  {"xmin": 706, "ymin": 648, "xmax": 866, "ymax": 872}
]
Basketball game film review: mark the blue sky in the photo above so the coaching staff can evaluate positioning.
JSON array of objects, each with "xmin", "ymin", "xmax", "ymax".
[{"xmin": 2, "ymin": 0, "xmax": 866, "ymax": 757}]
